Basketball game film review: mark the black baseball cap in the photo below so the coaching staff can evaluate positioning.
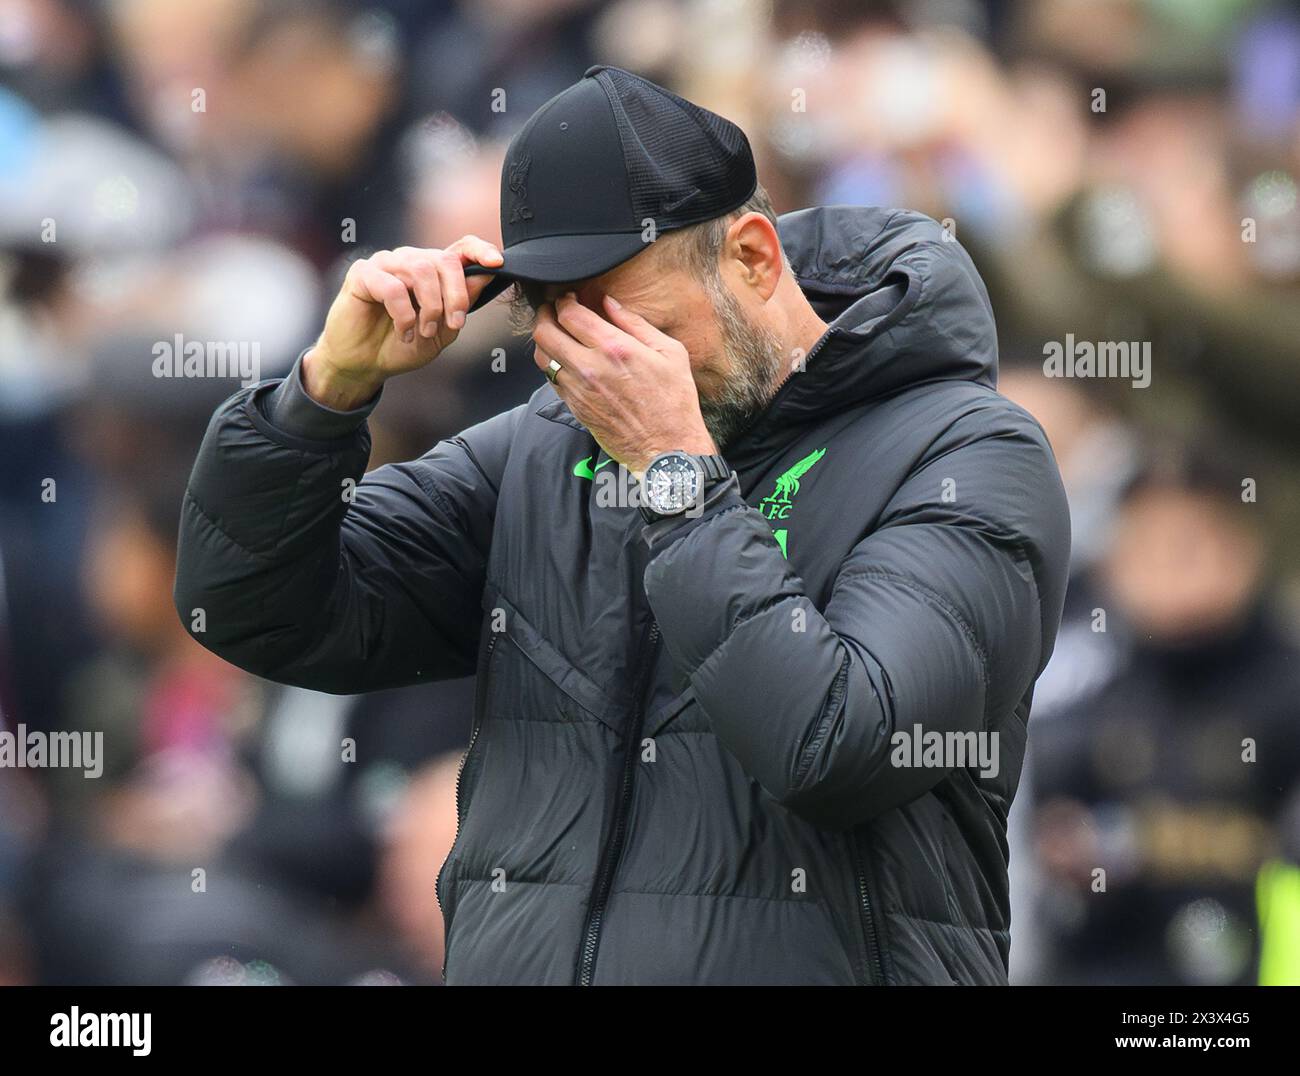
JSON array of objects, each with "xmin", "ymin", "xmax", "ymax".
[{"xmin": 464, "ymin": 65, "xmax": 757, "ymax": 310}]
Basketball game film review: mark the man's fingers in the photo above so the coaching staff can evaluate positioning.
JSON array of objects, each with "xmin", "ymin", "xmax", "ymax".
[
  {"xmin": 532, "ymin": 342, "xmax": 574, "ymax": 391},
  {"xmin": 533, "ymin": 305, "xmax": 591, "ymax": 377},
  {"xmin": 448, "ymin": 235, "xmax": 505, "ymax": 309},
  {"xmin": 368, "ymin": 239, "xmax": 505, "ymax": 336},
  {"xmin": 601, "ymin": 293, "xmax": 676, "ymax": 354},
  {"xmin": 370, "ymin": 249, "xmax": 442, "ymax": 338},
  {"xmin": 351, "ymin": 262, "xmax": 419, "ymax": 342},
  {"xmin": 533, "ymin": 342, "xmax": 557, "ymax": 379},
  {"xmin": 465, "ymin": 272, "xmax": 498, "ymax": 307},
  {"xmin": 449, "ymin": 234, "xmax": 504, "ymax": 269},
  {"xmin": 434, "ymin": 251, "xmax": 469, "ymax": 332},
  {"xmin": 553, "ymin": 292, "xmax": 624, "ymax": 352}
]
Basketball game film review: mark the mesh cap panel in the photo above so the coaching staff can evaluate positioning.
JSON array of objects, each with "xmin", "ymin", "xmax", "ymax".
[{"xmin": 590, "ymin": 66, "xmax": 757, "ymax": 229}]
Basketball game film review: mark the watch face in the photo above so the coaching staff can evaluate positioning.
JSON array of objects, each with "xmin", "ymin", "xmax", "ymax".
[{"xmin": 643, "ymin": 452, "xmax": 703, "ymax": 515}]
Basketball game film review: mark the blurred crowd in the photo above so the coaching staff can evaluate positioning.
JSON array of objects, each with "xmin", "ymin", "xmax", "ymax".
[{"xmin": 1, "ymin": 0, "xmax": 1298, "ymax": 985}]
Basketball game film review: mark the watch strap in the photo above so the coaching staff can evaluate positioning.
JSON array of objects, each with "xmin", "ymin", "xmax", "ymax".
[{"xmin": 697, "ymin": 453, "xmax": 731, "ymax": 485}]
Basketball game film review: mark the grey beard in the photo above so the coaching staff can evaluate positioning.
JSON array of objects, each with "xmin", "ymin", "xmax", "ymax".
[{"xmin": 698, "ymin": 284, "xmax": 786, "ymax": 450}]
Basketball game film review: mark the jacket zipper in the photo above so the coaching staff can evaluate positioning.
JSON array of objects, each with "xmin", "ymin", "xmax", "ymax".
[
  {"xmin": 575, "ymin": 618, "xmax": 660, "ymax": 985},
  {"xmin": 775, "ymin": 326, "xmax": 839, "ymax": 396},
  {"xmin": 436, "ymin": 630, "xmax": 500, "ymax": 943},
  {"xmin": 725, "ymin": 328, "xmax": 841, "ymax": 462},
  {"xmin": 848, "ymin": 830, "xmax": 887, "ymax": 985}
]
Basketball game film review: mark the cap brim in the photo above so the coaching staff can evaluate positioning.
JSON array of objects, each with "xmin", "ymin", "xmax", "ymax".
[{"xmin": 464, "ymin": 231, "xmax": 652, "ymax": 311}]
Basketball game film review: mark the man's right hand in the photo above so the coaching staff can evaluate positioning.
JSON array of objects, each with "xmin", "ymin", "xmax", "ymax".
[{"xmin": 302, "ymin": 236, "xmax": 504, "ymax": 410}]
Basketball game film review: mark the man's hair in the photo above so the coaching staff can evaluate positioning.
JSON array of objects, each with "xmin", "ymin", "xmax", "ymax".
[
  {"xmin": 664, "ymin": 183, "xmax": 783, "ymax": 289},
  {"xmin": 508, "ymin": 183, "xmax": 782, "ymax": 333}
]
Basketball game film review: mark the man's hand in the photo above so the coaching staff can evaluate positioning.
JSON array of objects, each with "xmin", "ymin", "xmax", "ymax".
[
  {"xmin": 533, "ymin": 292, "xmax": 716, "ymax": 475},
  {"xmin": 303, "ymin": 237, "xmax": 504, "ymax": 410}
]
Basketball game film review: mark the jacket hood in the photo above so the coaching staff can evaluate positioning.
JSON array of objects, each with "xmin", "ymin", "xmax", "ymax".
[
  {"xmin": 784, "ymin": 204, "xmax": 996, "ymax": 387},
  {"xmin": 724, "ymin": 206, "xmax": 999, "ymax": 467}
]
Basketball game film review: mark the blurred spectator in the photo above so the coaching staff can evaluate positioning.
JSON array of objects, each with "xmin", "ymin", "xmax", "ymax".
[
  {"xmin": 1026, "ymin": 444, "xmax": 1300, "ymax": 984},
  {"xmin": 376, "ymin": 752, "xmax": 463, "ymax": 977}
]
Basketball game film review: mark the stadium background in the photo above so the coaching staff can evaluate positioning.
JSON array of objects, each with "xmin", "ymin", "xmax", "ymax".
[{"xmin": 1, "ymin": 0, "xmax": 1299, "ymax": 985}]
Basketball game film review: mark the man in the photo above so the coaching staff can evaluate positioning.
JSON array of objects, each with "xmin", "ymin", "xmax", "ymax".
[{"xmin": 175, "ymin": 66, "xmax": 1070, "ymax": 984}]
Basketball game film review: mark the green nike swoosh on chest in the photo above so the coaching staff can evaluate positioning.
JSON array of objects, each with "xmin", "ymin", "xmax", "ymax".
[{"xmin": 573, "ymin": 455, "xmax": 615, "ymax": 481}]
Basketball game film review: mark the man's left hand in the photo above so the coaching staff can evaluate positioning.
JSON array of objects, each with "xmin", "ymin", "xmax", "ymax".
[{"xmin": 532, "ymin": 292, "xmax": 717, "ymax": 476}]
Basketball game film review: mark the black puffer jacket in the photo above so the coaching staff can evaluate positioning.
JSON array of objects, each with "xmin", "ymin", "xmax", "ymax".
[{"xmin": 175, "ymin": 206, "xmax": 1070, "ymax": 984}]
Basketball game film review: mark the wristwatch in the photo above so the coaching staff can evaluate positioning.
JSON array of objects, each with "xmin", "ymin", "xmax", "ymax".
[{"xmin": 638, "ymin": 451, "xmax": 731, "ymax": 523}]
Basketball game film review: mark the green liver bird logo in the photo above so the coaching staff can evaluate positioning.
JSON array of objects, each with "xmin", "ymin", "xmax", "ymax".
[
  {"xmin": 758, "ymin": 446, "xmax": 827, "ymax": 555},
  {"xmin": 772, "ymin": 447, "xmax": 825, "ymax": 501}
]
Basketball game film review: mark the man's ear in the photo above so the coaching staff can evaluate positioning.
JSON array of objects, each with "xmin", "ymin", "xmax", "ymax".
[{"xmin": 724, "ymin": 212, "xmax": 783, "ymax": 301}]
